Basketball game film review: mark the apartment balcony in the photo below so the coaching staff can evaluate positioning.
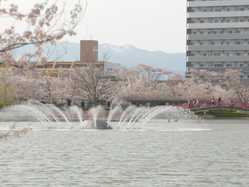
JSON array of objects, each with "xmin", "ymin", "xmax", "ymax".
[
  {"xmin": 187, "ymin": 33, "xmax": 249, "ymax": 40},
  {"xmin": 188, "ymin": 0, "xmax": 249, "ymax": 8},
  {"xmin": 187, "ymin": 56, "xmax": 249, "ymax": 62},
  {"xmin": 188, "ymin": 11, "xmax": 249, "ymax": 18},
  {"xmin": 188, "ymin": 22, "xmax": 249, "ymax": 29},
  {"xmin": 187, "ymin": 45, "xmax": 249, "ymax": 51}
]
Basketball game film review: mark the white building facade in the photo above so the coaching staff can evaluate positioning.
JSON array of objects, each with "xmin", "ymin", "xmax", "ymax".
[{"xmin": 186, "ymin": 0, "xmax": 249, "ymax": 80}]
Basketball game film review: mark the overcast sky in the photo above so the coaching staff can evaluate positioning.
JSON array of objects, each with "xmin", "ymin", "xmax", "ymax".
[
  {"xmin": 71, "ymin": 0, "xmax": 186, "ymax": 53},
  {"xmin": 5, "ymin": 0, "xmax": 186, "ymax": 53}
]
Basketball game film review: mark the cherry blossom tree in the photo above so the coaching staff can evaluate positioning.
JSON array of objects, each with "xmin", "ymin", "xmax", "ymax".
[
  {"xmin": 0, "ymin": 0, "xmax": 87, "ymax": 65},
  {"xmin": 0, "ymin": 0, "xmax": 87, "ymax": 106},
  {"xmin": 180, "ymin": 69, "xmax": 248, "ymax": 103},
  {"xmin": 116, "ymin": 65, "xmax": 182, "ymax": 101},
  {"xmin": 69, "ymin": 64, "xmax": 116, "ymax": 104}
]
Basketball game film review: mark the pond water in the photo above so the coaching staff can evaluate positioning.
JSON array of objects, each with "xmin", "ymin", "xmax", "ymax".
[{"xmin": 0, "ymin": 120, "xmax": 249, "ymax": 186}]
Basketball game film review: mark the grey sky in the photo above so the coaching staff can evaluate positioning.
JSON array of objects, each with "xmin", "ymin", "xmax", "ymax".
[
  {"xmin": 71, "ymin": 0, "xmax": 186, "ymax": 53},
  {"xmin": 5, "ymin": 0, "xmax": 187, "ymax": 53}
]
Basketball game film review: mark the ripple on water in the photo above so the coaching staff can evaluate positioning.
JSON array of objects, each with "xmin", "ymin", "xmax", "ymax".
[{"xmin": 0, "ymin": 121, "xmax": 248, "ymax": 186}]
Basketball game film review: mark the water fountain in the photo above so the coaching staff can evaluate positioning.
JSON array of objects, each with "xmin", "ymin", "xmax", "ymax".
[{"xmin": 0, "ymin": 100, "xmax": 199, "ymax": 131}]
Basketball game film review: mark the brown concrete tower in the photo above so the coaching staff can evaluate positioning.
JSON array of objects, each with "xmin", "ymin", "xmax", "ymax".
[{"xmin": 80, "ymin": 40, "xmax": 98, "ymax": 63}]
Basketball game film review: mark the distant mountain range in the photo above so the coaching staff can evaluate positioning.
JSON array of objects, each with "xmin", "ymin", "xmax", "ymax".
[{"xmin": 12, "ymin": 42, "xmax": 186, "ymax": 73}]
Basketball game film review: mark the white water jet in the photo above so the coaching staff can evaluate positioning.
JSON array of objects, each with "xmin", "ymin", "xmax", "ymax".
[
  {"xmin": 48, "ymin": 105, "xmax": 72, "ymax": 126},
  {"xmin": 118, "ymin": 105, "xmax": 136, "ymax": 127},
  {"xmin": 0, "ymin": 100, "xmax": 199, "ymax": 130},
  {"xmin": 119, "ymin": 106, "xmax": 138, "ymax": 127},
  {"xmin": 12, "ymin": 105, "xmax": 51, "ymax": 123},
  {"xmin": 70, "ymin": 106, "xmax": 84, "ymax": 124},
  {"xmin": 89, "ymin": 106, "xmax": 104, "ymax": 128},
  {"xmin": 137, "ymin": 106, "xmax": 161, "ymax": 123},
  {"xmin": 127, "ymin": 107, "xmax": 150, "ymax": 128},
  {"xmin": 126, "ymin": 107, "xmax": 147, "ymax": 128},
  {"xmin": 35, "ymin": 103, "xmax": 60, "ymax": 123},
  {"xmin": 107, "ymin": 105, "xmax": 123, "ymax": 124}
]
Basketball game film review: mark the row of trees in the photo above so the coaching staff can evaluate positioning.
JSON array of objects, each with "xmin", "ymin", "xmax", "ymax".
[
  {"xmin": 0, "ymin": 65, "xmax": 118, "ymax": 106},
  {"xmin": 1, "ymin": 63, "xmax": 249, "ymax": 107},
  {"xmin": 116, "ymin": 67, "xmax": 249, "ymax": 104}
]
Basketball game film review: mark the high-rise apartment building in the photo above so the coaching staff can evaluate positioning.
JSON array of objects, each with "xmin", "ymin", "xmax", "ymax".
[{"xmin": 186, "ymin": 0, "xmax": 249, "ymax": 80}]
